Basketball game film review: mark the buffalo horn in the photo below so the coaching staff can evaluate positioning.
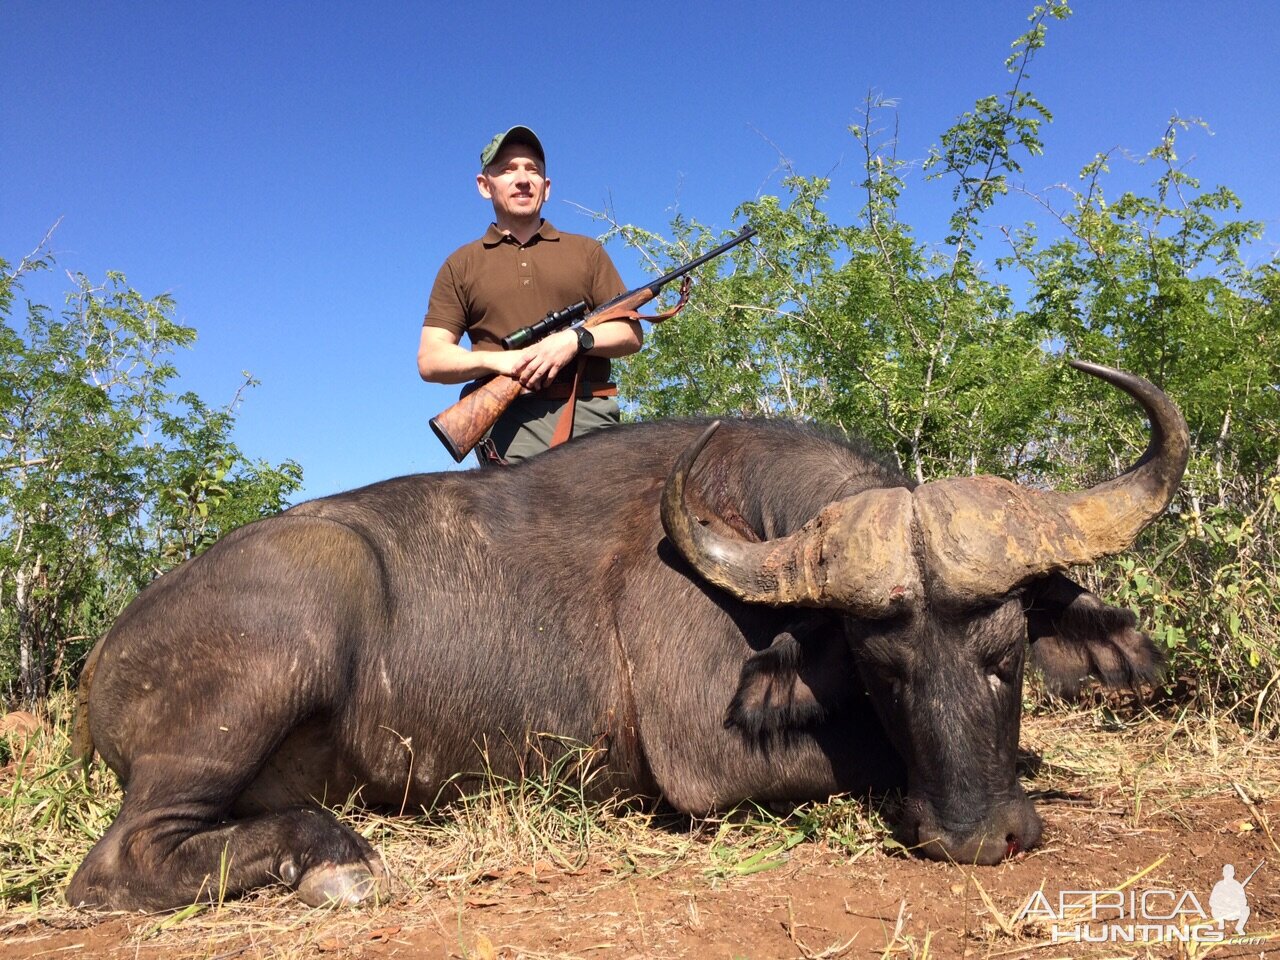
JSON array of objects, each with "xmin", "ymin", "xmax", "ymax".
[
  {"xmin": 913, "ymin": 360, "xmax": 1190, "ymax": 604},
  {"xmin": 660, "ymin": 422, "xmax": 920, "ymax": 616},
  {"xmin": 662, "ymin": 362, "xmax": 1189, "ymax": 615}
]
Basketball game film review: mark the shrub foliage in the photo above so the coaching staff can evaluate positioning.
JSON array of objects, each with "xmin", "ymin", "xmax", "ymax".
[{"xmin": 0, "ymin": 246, "xmax": 302, "ymax": 706}]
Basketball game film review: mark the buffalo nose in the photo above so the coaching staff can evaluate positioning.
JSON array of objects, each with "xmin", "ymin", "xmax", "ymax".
[{"xmin": 900, "ymin": 795, "xmax": 1042, "ymax": 864}]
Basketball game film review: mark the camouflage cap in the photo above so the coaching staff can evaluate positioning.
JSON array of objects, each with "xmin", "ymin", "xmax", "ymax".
[{"xmin": 479, "ymin": 125, "xmax": 544, "ymax": 170}]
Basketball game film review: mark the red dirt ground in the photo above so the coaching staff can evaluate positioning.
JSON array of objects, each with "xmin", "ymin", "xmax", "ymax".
[{"xmin": 3, "ymin": 792, "xmax": 1276, "ymax": 959}]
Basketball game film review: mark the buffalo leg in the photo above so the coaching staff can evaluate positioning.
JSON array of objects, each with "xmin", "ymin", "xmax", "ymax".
[
  {"xmin": 68, "ymin": 516, "xmax": 400, "ymax": 910},
  {"xmin": 67, "ymin": 753, "xmax": 391, "ymax": 910}
]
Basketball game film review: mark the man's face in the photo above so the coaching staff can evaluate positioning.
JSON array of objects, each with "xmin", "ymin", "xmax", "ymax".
[{"xmin": 476, "ymin": 143, "xmax": 550, "ymax": 225}]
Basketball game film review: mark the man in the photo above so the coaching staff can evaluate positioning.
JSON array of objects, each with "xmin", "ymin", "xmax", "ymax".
[{"xmin": 418, "ymin": 125, "xmax": 642, "ymax": 465}]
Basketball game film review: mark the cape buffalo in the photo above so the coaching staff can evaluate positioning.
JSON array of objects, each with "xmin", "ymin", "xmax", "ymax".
[{"xmin": 68, "ymin": 361, "xmax": 1187, "ymax": 910}]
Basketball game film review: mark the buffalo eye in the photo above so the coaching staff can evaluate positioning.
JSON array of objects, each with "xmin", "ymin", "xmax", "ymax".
[
  {"xmin": 867, "ymin": 664, "xmax": 903, "ymax": 701},
  {"xmin": 987, "ymin": 648, "xmax": 1022, "ymax": 686}
]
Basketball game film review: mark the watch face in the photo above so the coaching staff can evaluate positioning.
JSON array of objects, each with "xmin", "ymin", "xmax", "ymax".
[{"xmin": 576, "ymin": 327, "xmax": 595, "ymax": 352}]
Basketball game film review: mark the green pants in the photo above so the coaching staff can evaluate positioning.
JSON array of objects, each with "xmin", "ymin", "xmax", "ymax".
[{"xmin": 481, "ymin": 396, "xmax": 621, "ymax": 466}]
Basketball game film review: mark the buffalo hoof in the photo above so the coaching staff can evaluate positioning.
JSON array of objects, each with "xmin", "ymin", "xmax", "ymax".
[{"xmin": 295, "ymin": 859, "xmax": 402, "ymax": 907}]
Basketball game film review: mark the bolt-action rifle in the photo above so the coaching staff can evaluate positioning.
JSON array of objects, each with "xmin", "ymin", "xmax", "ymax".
[{"xmin": 429, "ymin": 226, "xmax": 757, "ymax": 462}]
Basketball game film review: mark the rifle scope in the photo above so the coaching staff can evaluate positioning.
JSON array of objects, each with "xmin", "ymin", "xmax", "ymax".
[{"xmin": 501, "ymin": 300, "xmax": 588, "ymax": 350}]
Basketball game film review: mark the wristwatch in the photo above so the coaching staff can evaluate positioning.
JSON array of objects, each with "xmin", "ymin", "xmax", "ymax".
[{"xmin": 574, "ymin": 327, "xmax": 595, "ymax": 354}]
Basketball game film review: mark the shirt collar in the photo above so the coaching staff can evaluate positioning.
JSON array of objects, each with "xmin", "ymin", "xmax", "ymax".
[{"xmin": 481, "ymin": 219, "xmax": 561, "ymax": 247}]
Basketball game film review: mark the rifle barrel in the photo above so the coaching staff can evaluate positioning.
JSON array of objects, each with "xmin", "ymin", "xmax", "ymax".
[
  {"xmin": 650, "ymin": 226, "xmax": 757, "ymax": 290},
  {"xmin": 1241, "ymin": 859, "xmax": 1266, "ymax": 886},
  {"xmin": 588, "ymin": 226, "xmax": 757, "ymax": 317}
]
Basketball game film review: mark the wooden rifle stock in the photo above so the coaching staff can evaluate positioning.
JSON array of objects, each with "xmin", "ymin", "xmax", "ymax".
[
  {"xmin": 429, "ymin": 374, "xmax": 525, "ymax": 463},
  {"xmin": 429, "ymin": 226, "xmax": 757, "ymax": 462}
]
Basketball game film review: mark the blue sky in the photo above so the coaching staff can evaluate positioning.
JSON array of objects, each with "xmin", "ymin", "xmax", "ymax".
[{"xmin": 4, "ymin": 2, "xmax": 1277, "ymax": 499}]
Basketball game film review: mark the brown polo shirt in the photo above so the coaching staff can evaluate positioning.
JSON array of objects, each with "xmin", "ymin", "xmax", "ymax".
[{"xmin": 423, "ymin": 220, "xmax": 625, "ymax": 385}]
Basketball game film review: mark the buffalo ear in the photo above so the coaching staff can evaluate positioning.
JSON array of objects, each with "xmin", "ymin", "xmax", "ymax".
[
  {"xmin": 1026, "ymin": 573, "xmax": 1164, "ymax": 696},
  {"xmin": 724, "ymin": 619, "xmax": 848, "ymax": 737}
]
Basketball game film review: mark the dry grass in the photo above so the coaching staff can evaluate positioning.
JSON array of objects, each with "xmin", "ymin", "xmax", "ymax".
[
  {"xmin": 1, "ymin": 698, "xmax": 120, "ymax": 907},
  {"xmin": 1, "ymin": 694, "xmax": 1278, "ymax": 958},
  {"xmin": 959, "ymin": 704, "xmax": 1280, "ymax": 959},
  {"xmin": 0, "ymin": 697, "xmax": 892, "ymax": 957},
  {"xmin": 1021, "ymin": 703, "xmax": 1280, "ymax": 849}
]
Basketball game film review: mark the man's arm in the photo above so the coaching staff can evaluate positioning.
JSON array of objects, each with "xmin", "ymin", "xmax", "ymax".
[
  {"xmin": 418, "ymin": 320, "xmax": 642, "ymax": 391},
  {"xmin": 418, "ymin": 326, "xmax": 526, "ymax": 384}
]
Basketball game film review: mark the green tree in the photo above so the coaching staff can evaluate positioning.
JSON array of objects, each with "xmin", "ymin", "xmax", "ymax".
[
  {"xmin": 998, "ymin": 121, "xmax": 1278, "ymax": 712},
  {"xmin": 612, "ymin": 3, "xmax": 1071, "ymax": 484},
  {"xmin": 0, "ymin": 244, "xmax": 302, "ymax": 706}
]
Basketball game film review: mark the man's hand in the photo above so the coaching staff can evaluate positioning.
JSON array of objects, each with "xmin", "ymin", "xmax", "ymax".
[{"xmin": 510, "ymin": 328, "xmax": 579, "ymax": 390}]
